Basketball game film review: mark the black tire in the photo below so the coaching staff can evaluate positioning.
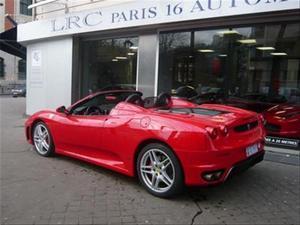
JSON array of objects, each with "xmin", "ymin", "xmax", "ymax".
[
  {"xmin": 137, "ymin": 143, "xmax": 184, "ymax": 198},
  {"xmin": 32, "ymin": 122, "xmax": 55, "ymax": 157}
]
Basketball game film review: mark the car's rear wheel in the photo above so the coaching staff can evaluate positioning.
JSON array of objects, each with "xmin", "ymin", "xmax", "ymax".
[
  {"xmin": 137, "ymin": 143, "xmax": 184, "ymax": 198},
  {"xmin": 33, "ymin": 122, "xmax": 55, "ymax": 157}
]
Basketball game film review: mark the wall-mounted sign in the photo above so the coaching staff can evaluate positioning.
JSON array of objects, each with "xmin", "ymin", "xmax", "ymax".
[
  {"xmin": 30, "ymin": 49, "xmax": 43, "ymax": 88},
  {"xmin": 18, "ymin": 0, "xmax": 299, "ymax": 42},
  {"xmin": 31, "ymin": 50, "xmax": 42, "ymax": 67},
  {"xmin": 265, "ymin": 136, "xmax": 300, "ymax": 149}
]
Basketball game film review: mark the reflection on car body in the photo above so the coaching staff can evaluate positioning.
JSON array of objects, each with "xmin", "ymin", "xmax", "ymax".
[
  {"xmin": 263, "ymin": 104, "xmax": 300, "ymax": 139},
  {"xmin": 175, "ymin": 86, "xmax": 299, "ymax": 140},
  {"xmin": 25, "ymin": 90, "xmax": 265, "ymax": 197}
]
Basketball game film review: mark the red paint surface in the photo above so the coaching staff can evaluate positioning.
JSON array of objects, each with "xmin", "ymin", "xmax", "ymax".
[
  {"xmin": 25, "ymin": 91, "xmax": 265, "ymax": 186},
  {"xmin": 263, "ymin": 104, "xmax": 300, "ymax": 139}
]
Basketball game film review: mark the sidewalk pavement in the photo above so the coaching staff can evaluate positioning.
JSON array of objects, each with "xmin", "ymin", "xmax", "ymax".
[{"xmin": 1, "ymin": 96, "xmax": 299, "ymax": 225}]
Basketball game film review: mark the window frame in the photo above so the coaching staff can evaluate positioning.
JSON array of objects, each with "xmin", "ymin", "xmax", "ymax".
[
  {"xmin": 157, "ymin": 21, "xmax": 300, "ymax": 103},
  {"xmin": 0, "ymin": 57, "xmax": 5, "ymax": 78},
  {"xmin": 18, "ymin": 59, "xmax": 26, "ymax": 80},
  {"xmin": 79, "ymin": 36, "xmax": 139, "ymax": 98},
  {"xmin": 20, "ymin": 0, "xmax": 32, "ymax": 16}
]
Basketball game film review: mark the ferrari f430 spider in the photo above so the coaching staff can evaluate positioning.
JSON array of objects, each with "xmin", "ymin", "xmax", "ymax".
[{"xmin": 25, "ymin": 90, "xmax": 265, "ymax": 197}]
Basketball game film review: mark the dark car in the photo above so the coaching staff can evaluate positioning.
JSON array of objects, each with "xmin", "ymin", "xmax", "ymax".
[
  {"xmin": 175, "ymin": 86, "xmax": 225, "ymax": 104},
  {"xmin": 223, "ymin": 94, "xmax": 287, "ymax": 113},
  {"xmin": 11, "ymin": 85, "xmax": 26, "ymax": 97}
]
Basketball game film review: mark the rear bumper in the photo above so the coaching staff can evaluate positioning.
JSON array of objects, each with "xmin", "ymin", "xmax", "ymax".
[
  {"xmin": 226, "ymin": 150, "xmax": 264, "ymax": 180},
  {"xmin": 178, "ymin": 143, "xmax": 265, "ymax": 186},
  {"xmin": 12, "ymin": 92, "xmax": 25, "ymax": 97}
]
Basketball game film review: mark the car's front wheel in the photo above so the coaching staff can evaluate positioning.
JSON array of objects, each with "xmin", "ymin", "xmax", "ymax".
[
  {"xmin": 33, "ymin": 122, "xmax": 55, "ymax": 157},
  {"xmin": 137, "ymin": 143, "xmax": 184, "ymax": 198}
]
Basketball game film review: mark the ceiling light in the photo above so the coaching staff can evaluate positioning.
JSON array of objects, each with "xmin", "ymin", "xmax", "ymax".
[
  {"xmin": 217, "ymin": 30, "xmax": 239, "ymax": 35},
  {"xmin": 198, "ymin": 49, "xmax": 214, "ymax": 53},
  {"xmin": 219, "ymin": 54, "xmax": 227, "ymax": 57},
  {"xmin": 112, "ymin": 59, "xmax": 118, "ymax": 62},
  {"xmin": 129, "ymin": 46, "xmax": 138, "ymax": 50},
  {"xmin": 127, "ymin": 52, "xmax": 135, "ymax": 56},
  {"xmin": 115, "ymin": 56, "xmax": 127, "ymax": 60},
  {"xmin": 238, "ymin": 39, "xmax": 256, "ymax": 44},
  {"xmin": 256, "ymin": 47, "xmax": 275, "ymax": 51},
  {"xmin": 271, "ymin": 52, "xmax": 287, "ymax": 56}
]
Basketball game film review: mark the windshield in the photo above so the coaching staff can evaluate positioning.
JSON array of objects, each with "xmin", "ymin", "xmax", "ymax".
[{"xmin": 71, "ymin": 91, "xmax": 141, "ymax": 115}]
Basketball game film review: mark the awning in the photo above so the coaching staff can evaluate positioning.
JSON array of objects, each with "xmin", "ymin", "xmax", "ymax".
[{"xmin": 0, "ymin": 27, "xmax": 26, "ymax": 59}]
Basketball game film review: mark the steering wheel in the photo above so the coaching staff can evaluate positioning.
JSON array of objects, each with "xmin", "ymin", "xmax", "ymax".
[
  {"xmin": 84, "ymin": 106, "xmax": 103, "ymax": 115},
  {"xmin": 155, "ymin": 92, "xmax": 171, "ymax": 107}
]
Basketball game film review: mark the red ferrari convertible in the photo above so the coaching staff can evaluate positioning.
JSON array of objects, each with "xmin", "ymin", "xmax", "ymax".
[
  {"xmin": 263, "ymin": 104, "xmax": 300, "ymax": 139},
  {"xmin": 25, "ymin": 90, "xmax": 265, "ymax": 197}
]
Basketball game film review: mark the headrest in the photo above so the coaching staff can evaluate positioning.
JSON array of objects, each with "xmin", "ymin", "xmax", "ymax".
[{"xmin": 155, "ymin": 92, "xmax": 171, "ymax": 108}]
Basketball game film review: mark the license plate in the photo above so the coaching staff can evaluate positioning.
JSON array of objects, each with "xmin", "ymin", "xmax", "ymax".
[{"xmin": 246, "ymin": 144, "xmax": 258, "ymax": 157}]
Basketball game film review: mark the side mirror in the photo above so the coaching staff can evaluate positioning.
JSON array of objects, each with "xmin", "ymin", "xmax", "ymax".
[{"xmin": 56, "ymin": 106, "xmax": 70, "ymax": 115}]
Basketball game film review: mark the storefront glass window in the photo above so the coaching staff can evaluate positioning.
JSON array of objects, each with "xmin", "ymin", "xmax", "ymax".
[
  {"xmin": 18, "ymin": 59, "xmax": 26, "ymax": 80},
  {"xmin": 20, "ymin": 0, "xmax": 32, "ymax": 16},
  {"xmin": 0, "ymin": 57, "xmax": 4, "ymax": 78},
  {"xmin": 81, "ymin": 37, "xmax": 138, "ymax": 97},
  {"xmin": 158, "ymin": 22, "xmax": 300, "ymax": 111}
]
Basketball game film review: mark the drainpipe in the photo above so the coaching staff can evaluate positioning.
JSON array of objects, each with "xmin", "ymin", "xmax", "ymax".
[{"xmin": 32, "ymin": 0, "xmax": 36, "ymax": 20}]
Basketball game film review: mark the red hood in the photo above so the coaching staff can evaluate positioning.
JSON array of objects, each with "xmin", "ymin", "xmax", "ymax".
[{"xmin": 264, "ymin": 104, "xmax": 300, "ymax": 119}]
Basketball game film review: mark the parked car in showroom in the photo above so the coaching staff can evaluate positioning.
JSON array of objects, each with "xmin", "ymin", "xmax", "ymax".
[
  {"xmin": 263, "ymin": 103, "xmax": 300, "ymax": 139},
  {"xmin": 222, "ymin": 93, "xmax": 287, "ymax": 113},
  {"xmin": 175, "ymin": 85, "xmax": 224, "ymax": 104},
  {"xmin": 25, "ymin": 90, "xmax": 265, "ymax": 197},
  {"xmin": 175, "ymin": 86, "xmax": 300, "ymax": 141},
  {"xmin": 11, "ymin": 85, "xmax": 26, "ymax": 97}
]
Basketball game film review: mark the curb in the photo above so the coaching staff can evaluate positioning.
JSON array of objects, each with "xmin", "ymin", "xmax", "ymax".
[{"xmin": 264, "ymin": 146, "xmax": 300, "ymax": 156}]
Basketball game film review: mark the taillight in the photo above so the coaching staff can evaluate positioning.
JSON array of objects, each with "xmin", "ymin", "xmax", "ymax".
[
  {"xmin": 205, "ymin": 127, "xmax": 218, "ymax": 139},
  {"xmin": 219, "ymin": 125, "xmax": 229, "ymax": 136}
]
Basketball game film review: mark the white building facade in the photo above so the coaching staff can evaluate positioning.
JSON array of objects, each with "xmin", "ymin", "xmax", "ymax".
[
  {"xmin": 0, "ymin": 0, "xmax": 32, "ymax": 94},
  {"xmin": 17, "ymin": 0, "xmax": 300, "ymax": 116}
]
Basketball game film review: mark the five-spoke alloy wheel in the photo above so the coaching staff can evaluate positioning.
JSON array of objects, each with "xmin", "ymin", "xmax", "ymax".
[
  {"xmin": 137, "ymin": 143, "xmax": 183, "ymax": 197},
  {"xmin": 33, "ymin": 122, "xmax": 54, "ymax": 157}
]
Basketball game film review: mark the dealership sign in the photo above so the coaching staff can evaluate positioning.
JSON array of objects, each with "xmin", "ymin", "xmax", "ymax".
[
  {"xmin": 18, "ymin": 0, "xmax": 299, "ymax": 42},
  {"xmin": 265, "ymin": 136, "xmax": 300, "ymax": 148}
]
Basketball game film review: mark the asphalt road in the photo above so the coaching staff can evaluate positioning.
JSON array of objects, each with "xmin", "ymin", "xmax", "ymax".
[{"xmin": 1, "ymin": 96, "xmax": 299, "ymax": 225}]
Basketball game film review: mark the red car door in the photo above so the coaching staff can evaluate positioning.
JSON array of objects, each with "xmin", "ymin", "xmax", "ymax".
[
  {"xmin": 51, "ymin": 91, "xmax": 141, "ymax": 167},
  {"xmin": 53, "ymin": 114, "xmax": 108, "ymax": 158}
]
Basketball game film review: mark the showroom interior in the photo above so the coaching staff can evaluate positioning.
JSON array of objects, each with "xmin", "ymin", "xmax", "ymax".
[{"xmin": 72, "ymin": 11, "xmax": 300, "ymax": 149}]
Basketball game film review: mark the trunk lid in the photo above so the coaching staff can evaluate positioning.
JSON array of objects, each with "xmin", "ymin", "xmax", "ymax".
[
  {"xmin": 157, "ymin": 104, "xmax": 259, "ymax": 129},
  {"xmin": 153, "ymin": 104, "xmax": 263, "ymax": 150}
]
